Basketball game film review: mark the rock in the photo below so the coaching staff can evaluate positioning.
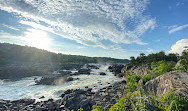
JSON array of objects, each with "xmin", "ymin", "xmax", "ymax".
[
  {"xmin": 122, "ymin": 80, "xmax": 126, "ymax": 84},
  {"xmin": 48, "ymin": 98, "xmax": 53, "ymax": 102},
  {"xmin": 78, "ymin": 69, "xmax": 91, "ymax": 74},
  {"xmin": 66, "ymin": 77, "xmax": 73, "ymax": 81},
  {"xmin": 108, "ymin": 64, "xmax": 124, "ymax": 77},
  {"xmin": 87, "ymin": 88, "xmax": 92, "ymax": 92},
  {"xmin": 62, "ymin": 89, "xmax": 93, "ymax": 111},
  {"xmin": 61, "ymin": 93, "xmax": 65, "ymax": 98},
  {"xmin": 99, "ymin": 72, "xmax": 106, "ymax": 75},
  {"xmin": 39, "ymin": 96, "xmax": 45, "ymax": 99},
  {"xmin": 35, "ymin": 72, "xmax": 74, "ymax": 85},
  {"xmin": 0, "ymin": 80, "xmax": 126, "ymax": 111},
  {"xmin": 64, "ymin": 89, "xmax": 73, "ymax": 94},
  {"xmin": 138, "ymin": 79, "xmax": 144, "ymax": 88},
  {"xmin": 144, "ymin": 70, "xmax": 188, "ymax": 96},
  {"xmin": 87, "ymin": 64, "xmax": 100, "ymax": 69},
  {"xmin": 122, "ymin": 64, "xmax": 151, "ymax": 76}
]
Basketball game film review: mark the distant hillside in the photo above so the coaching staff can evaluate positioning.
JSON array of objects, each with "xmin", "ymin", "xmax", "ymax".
[{"xmin": 0, "ymin": 43, "xmax": 129, "ymax": 66}]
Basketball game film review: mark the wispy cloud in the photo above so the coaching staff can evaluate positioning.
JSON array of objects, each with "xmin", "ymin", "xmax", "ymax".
[
  {"xmin": 169, "ymin": 24, "xmax": 188, "ymax": 34},
  {"xmin": 1, "ymin": 24, "xmax": 20, "ymax": 31},
  {"xmin": 129, "ymin": 48, "xmax": 154, "ymax": 53},
  {"xmin": 176, "ymin": 2, "xmax": 184, "ymax": 7},
  {"xmin": 77, "ymin": 46, "xmax": 86, "ymax": 49},
  {"xmin": 0, "ymin": 0, "xmax": 156, "ymax": 50}
]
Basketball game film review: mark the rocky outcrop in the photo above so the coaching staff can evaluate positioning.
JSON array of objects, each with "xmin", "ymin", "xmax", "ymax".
[
  {"xmin": 35, "ymin": 71, "xmax": 75, "ymax": 85},
  {"xmin": 0, "ymin": 99, "xmax": 35, "ymax": 111},
  {"xmin": 121, "ymin": 64, "xmax": 151, "ymax": 76},
  {"xmin": 77, "ymin": 69, "xmax": 91, "ymax": 75},
  {"xmin": 86, "ymin": 64, "xmax": 100, "ymax": 69},
  {"xmin": 108, "ymin": 64, "xmax": 125, "ymax": 77},
  {"xmin": 0, "ymin": 80, "xmax": 126, "ymax": 111},
  {"xmin": 144, "ymin": 70, "xmax": 188, "ymax": 96}
]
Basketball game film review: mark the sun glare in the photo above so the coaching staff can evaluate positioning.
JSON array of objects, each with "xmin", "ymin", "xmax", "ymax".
[{"xmin": 25, "ymin": 29, "xmax": 52, "ymax": 50}]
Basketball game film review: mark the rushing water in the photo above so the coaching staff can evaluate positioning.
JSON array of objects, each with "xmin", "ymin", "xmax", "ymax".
[{"xmin": 0, "ymin": 64, "xmax": 121, "ymax": 101}]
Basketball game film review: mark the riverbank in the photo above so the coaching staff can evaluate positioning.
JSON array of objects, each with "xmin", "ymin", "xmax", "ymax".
[{"xmin": 0, "ymin": 80, "xmax": 126, "ymax": 111}]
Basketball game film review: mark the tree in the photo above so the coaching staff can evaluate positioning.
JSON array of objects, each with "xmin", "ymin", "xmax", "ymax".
[{"xmin": 139, "ymin": 53, "xmax": 145, "ymax": 57}]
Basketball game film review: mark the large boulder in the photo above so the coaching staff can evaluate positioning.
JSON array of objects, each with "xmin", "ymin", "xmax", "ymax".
[{"xmin": 144, "ymin": 70, "xmax": 188, "ymax": 96}]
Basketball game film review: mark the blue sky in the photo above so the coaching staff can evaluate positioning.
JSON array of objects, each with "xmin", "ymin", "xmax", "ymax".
[{"xmin": 0, "ymin": 0, "xmax": 187, "ymax": 59}]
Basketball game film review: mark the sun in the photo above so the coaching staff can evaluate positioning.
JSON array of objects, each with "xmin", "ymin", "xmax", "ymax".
[{"xmin": 25, "ymin": 29, "xmax": 52, "ymax": 50}]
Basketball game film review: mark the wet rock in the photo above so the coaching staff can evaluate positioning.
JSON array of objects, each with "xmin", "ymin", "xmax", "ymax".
[
  {"xmin": 48, "ymin": 98, "xmax": 53, "ymax": 102},
  {"xmin": 99, "ymin": 72, "xmax": 106, "ymax": 75},
  {"xmin": 64, "ymin": 89, "xmax": 73, "ymax": 94},
  {"xmin": 61, "ymin": 93, "xmax": 65, "ymax": 98},
  {"xmin": 35, "ymin": 73, "xmax": 74, "ymax": 85},
  {"xmin": 39, "ymin": 96, "xmax": 45, "ymax": 99},
  {"xmin": 67, "ymin": 77, "xmax": 73, "ymax": 81},
  {"xmin": 78, "ymin": 69, "xmax": 91, "ymax": 74},
  {"xmin": 0, "ymin": 80, "xmax": 126, "ymax": 111},
  {"xmin": 87, "ymin": 88, "xmax": 92, "ymax": 92},
  {"xmin": 108, "ymin": 64, "xmax": 124, "ymax": 77},
  {"xmin": 87, "ymin": 64, "xmax": 100, "ymax": 69}
]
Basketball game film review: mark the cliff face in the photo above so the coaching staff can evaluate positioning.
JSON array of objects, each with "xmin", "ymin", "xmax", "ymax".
[
  {"xmin": 144, "ymin": 70, "xmax": 188, "ymax": 97},
  {"xmin": 121, "ymin": 64, "xmax": 151, "ymax": 76}
]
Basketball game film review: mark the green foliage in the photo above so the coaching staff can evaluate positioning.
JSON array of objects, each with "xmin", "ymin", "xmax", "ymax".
[
  {"xmin": 142, "ymin": 60, "xmax": 174, "ymax": 83},
  {"xmin": 77, "ymin": 108, "xmax": 83, "ymax": 111},
  {"xmin": 151, "ymin": 60, "xmax": 174, "ymax": 75},
  {"xmin": 174, "ymin": 50, "xmax": 188, "ymax": 71},
  {"xmin": 92, "ymin": 105, "xmax": 105, "ymax": 111},
  {"xmin": 125, "ymin": 72, "xmax": 141, "ymax": 92},
  {"xmin": 142, "ymin": 74, "xmax": 152, "ymax": 84},
  {"xmin": 110, "ymin": 89, "xmax": 148, "ymax": 111},
  {"xmin": 129, "ymin": 51, "xmax": 179, "ymax": 66},
  {"xmin": 111, "ymin": 89, "xmax": 188, "ymax": 111},
  {"xmin": 148, "ymin": 91, "xmax": 188, "ymax": 111}
]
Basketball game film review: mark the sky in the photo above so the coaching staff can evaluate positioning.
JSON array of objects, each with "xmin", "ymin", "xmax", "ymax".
[{"xmin": 0, "ymin": 0, "xmax": 187, "ymax": 59}]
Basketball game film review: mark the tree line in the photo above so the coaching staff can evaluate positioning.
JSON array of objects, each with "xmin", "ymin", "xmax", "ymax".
[{"xmin": 0, "ymin": 43, "xmax": 129, "ymax": 66}]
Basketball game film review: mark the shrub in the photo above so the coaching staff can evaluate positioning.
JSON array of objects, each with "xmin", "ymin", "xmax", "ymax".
[
  {"xmin": 92, "ymin": 105, "xmax": 104, "ymax": 111},
  {"xmin": 142, "ymin": 74, "xmax": 152, "ymax": 84},
  {"xmin": 157, "ymin": 91, "xmax": 188, "ymax": 111},
  {"xmin": 126, "ymin": 72, "xmax": 141, "ymax": 92}
]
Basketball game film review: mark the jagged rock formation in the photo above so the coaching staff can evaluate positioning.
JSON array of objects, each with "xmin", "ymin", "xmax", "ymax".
[
  {"xmin": 121, "ymin": 64, "xmax": 151, "ymax": 76},
  {"xmin": 108, "ymin": 64, "xmax": 125, "ymax": 77},
  {"xmin": 144, "ymin": 70, "xmax": 188, "ymax": 97}
]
